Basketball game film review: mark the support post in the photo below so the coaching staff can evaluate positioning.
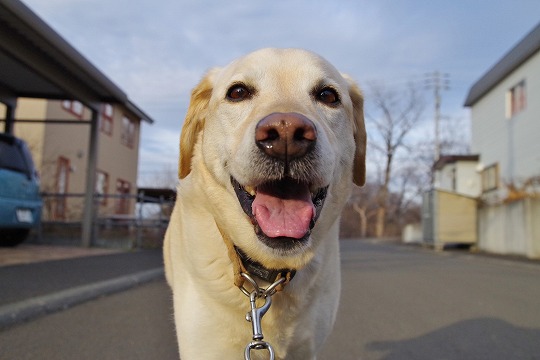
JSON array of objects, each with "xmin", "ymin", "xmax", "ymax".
[
  {"xmin": 81, "ymin": 107, "xmax": 100, "ymax": 247},
  {"xmin": 0, "ymin": 94, "xmax": 17, "ymax": 134},
  {"xmin": 4, "ymin": 104, "xmax": 15, "ymax": 134}
]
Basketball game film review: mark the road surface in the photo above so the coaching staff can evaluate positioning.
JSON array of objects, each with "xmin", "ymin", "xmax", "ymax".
[{"xmin": 1, "ymin": 240, "xmax": 539, "ymax": 359}]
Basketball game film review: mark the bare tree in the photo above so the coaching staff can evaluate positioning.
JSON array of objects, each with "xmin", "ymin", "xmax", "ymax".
[
  {"xmin": 364, "ymin": 81, "xmax": 426, "ymax": 238},
  {"xmin": 347, "ymin": 183, "xmax": 379, "ymax": 238},
  {"xmin": 138, "ymin": 164, "xmax": 179, "ymax": 189},
  {"xmin": 439, "ymin": 115, "xmax": 471, "ymax": 155},
  {"xmin": 346, "ymin": 80, "xmax": 471, "ymax": 239},
  {"xmin": 409, "ymin": 114, "xmax": 471, "ymax": 186}
]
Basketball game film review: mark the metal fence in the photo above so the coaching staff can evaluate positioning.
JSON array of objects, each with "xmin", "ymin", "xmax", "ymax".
[{"xmin": 30, "ymin": 192, "xmax": 175, "ymax": 249}]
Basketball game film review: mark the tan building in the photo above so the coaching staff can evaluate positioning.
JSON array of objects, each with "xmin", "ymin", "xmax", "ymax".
[{"xmin": 10, "ymin": 98, "xmax": 151, "ymax": 222}]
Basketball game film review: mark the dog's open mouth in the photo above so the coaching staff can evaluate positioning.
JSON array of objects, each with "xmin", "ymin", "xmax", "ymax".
[{"xmin": 232, "ymin": 177, "xmax": 328, "ymax": 250}]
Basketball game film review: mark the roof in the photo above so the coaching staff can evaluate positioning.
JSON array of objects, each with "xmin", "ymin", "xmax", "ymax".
[
  {"xmin": 464, "ymin": 22, "xmax": 540, "ymax": 107},
  {"xmin": 0, "ymin": 0, "xmax": 154, "ymax": 123},
  {"xmin": 433, "ymin": 154, "xmax": 479, "ymax": 171}
]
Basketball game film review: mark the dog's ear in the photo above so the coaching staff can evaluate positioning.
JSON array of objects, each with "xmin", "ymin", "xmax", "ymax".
[
  {"xmin": 178, "ymin": 70, "xmax": 217, "ymax": 179},
  {"xmin": 344, "ymin": 75, "xmax": 367, "ymax": 186}
]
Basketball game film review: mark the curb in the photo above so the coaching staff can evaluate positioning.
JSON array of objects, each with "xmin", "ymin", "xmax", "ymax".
[{"xmin": 0, "ymin": 268, "xmax": 164, "ymax": 329}]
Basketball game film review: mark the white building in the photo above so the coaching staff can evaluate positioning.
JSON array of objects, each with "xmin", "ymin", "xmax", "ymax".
[
  {"xmin": 464, "ymin": 22, "xmax": 540, "ymax": 201},
  {"xmin": 463, "ymin": 22, "xmax": 540, "ymax": 258},
  {"xmin": 433, "ymin": 155, "xmax": 481, "ymax": 197}
]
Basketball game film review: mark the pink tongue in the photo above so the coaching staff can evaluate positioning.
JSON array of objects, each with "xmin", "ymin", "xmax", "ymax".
[{"xmin": 252, "ymin": 181, "xmax": 315, "ymax": 239}]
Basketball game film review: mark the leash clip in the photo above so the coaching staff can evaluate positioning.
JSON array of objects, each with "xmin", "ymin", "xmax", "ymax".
[
  {"xmin": 246, "ymin": 291, "xmax": 272, "ymax": 341},
  {"xmin": 245, "ymin": 340, "xmax": 275, "ymax": 360},
  {"xmin": 242, "ymin": 273, "xmax": 285, "ymax": 360}
]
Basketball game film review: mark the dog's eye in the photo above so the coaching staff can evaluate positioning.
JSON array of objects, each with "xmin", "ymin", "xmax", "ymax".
[
  {"xmin": 316, "ymin": 87, "xmax": 340, "ymax": 106},
  {"xmin": 226, "ymin": 84, "xmax": 252, "ymax": 102}
]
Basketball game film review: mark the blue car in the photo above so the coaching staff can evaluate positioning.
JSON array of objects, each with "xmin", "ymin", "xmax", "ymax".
[{"xmin": 0, "ymin": 133, "xmax": 42, "ymax": 246}]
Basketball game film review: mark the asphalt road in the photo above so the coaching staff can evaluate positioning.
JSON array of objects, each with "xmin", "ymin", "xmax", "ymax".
[
  {"xmin": 320, "ymin": 241, "xmax": 540, "ymax": 359},
  {"xmin": 1, "ymin": 240, "xmax": 540, "ymax": 359}
]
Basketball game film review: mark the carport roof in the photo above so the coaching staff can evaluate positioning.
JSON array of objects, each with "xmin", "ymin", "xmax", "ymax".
[{"xmin": 0, "ymin": 0, "xmax": 153, "ymax": 123}]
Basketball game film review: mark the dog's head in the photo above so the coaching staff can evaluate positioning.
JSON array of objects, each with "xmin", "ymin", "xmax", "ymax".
[{"xmin": 178, "ymin": 48, "xmax": 366, "ymax": 269}]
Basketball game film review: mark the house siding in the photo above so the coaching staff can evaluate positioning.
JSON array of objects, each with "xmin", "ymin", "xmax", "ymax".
[
  {"xmin": 456, "ymin": 161, "xmax": 482, "ymax": 197},
  {"xmin": 13, "ymin": 98, "xmax": 142, "ymax": 220},
  {"xmin": 466, "ymin": 23, "xmax": 540, "ymax": 258},
  {"xmin": 471, "ymin": 50, "xmax": 540, "ymax": 185},
  {"xmin": 434, "ymin": 160, "xmax": 481, "ymax": 197},
  {"xmin": 10, "ymin": 99, "xmax": 47, "ymax": 169}
]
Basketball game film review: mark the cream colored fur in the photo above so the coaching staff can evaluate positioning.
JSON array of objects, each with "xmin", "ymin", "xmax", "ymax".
[{"xmin": 164, "ymin": 48, "xmax": 366, "ymax": 360}]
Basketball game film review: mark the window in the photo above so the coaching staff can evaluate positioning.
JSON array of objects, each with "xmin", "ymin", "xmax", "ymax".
[
  {"xmin": 62, "ymin": 100, "xmax": 84, "ymax": 118},
  {"xmin": 100, "ymin": 104, "xmax": 114, "ymax": 135},
  {"xmin": 95, "ymin": 170, "xmax": 109, "ymax": 205},
  {"xmin": 55, "ymin": 157, "xmax": 70, "ymax": 219},
  {"xmin": 481, "ymin": 163, "xmax": 499, "ymax": 192},
  {"xmin": 506, "ymin": 80, "xmax": 526, "ymax": 118},
  {"xmin": 115, "ymin": 179, "xmax": 131, "ymax": 214},
  {"xmin": 0, "ymin": 137, "xmax": 31, "ymax": 176},
  {"xmin": 121, "ymin": 116, "xmax": 136, "ymax": 148}
]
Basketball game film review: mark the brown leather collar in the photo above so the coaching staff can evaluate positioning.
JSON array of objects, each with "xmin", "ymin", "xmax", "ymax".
[
  {"xmin": 215, "ymin": 221, "xmax": 295, "ymax": 291},
  {"xmin": 235, "ymin": 246, "xmax": 296, "ymax": 284}
]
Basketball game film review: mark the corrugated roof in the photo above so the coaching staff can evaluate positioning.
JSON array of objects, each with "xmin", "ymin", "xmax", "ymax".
[{"xmin": 464, "ymin": 22, "xmax": 540, "ymax": 107}]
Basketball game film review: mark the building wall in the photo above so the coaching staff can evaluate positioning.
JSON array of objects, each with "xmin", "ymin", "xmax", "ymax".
[
  {"xmin": 471, "ymin": 50, "xmax": 540, "ymax": 186},
  {"xmin": 12, "ymin": 99, "xmax": 48, "ymax": 170},
  {"xmin": 96, "ymin": 107, "xmax": 140, "ymax": 217},
  {"xmin": 477, "ymin": 198, "xmax": 540, "ymax": 259},
  {"xmin": 434, "ymin": 161, "xmax": 481, "ymax": 197},
  {"xmin": 434, "ymin": 164, "xmax": 455, "ymax": 191},
  {"xmin": 13, "ymin": 98, "xmax": 141, "ymax": 220},
  {"xmin": 456, "ymin": 161, "xmax": 482, "ymax": 197},
  {"xmin": 45, "ymin": 100, "xmax": 90, "ymax": 194},
  {"xmin": 470, "ymin": 49, "xmax": 540, "ymax": 259}
]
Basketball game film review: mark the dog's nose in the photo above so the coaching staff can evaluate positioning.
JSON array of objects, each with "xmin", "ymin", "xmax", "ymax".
[{"xmin": 255, "ymin": 113, "xmax": 317, "ymax": 161}]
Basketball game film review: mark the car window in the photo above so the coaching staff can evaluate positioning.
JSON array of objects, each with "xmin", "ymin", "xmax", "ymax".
[{"xmin": 0, "ymin": 138, "xmax": 31, "ymax": 176}]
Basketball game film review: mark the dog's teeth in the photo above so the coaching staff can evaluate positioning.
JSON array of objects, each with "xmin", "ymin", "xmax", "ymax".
[{"xmin": 244, "ymin": 185, "xmax": 256, "ymax": 196}]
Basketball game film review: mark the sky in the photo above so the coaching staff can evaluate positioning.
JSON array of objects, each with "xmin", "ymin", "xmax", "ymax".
[{"xmin": 21, "ymin": 0, "xmax": 540, "ymax": 186}]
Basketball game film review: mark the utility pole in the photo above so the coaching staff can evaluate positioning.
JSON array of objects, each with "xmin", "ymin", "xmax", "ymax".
[{"xmin": 425, "ymin": 71, "xmax": 449, "ymax": 160}]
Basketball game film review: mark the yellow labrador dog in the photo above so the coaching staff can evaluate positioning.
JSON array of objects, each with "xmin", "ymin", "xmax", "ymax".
[{"xmin": 164, "ymin": 48, "xmax": 366, "ymax": 360}]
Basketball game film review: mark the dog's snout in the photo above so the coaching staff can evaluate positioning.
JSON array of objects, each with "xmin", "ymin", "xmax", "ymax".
[{"xmin": 255, "ymin": 113, "xmax": 317, "ymax": 161}]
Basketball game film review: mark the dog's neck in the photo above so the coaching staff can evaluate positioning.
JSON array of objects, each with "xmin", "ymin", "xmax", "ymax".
[
  {"xmin": 214, "ymin": 220, "xmax": 295, "ymax": 291},
  {"xmin": 234, "ymin": 246, "xmax": 296, "ymax": 284}
]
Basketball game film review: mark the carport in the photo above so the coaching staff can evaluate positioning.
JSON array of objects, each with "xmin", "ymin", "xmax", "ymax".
[{"xmin": 0, "ymin": 0, "xmax": 154, "ymax": 246}]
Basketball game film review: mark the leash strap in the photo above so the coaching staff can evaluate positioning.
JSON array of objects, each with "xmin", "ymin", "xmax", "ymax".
[{"xmin": 215, "ymin": 221, "xmax": 246, "ymax": 288}]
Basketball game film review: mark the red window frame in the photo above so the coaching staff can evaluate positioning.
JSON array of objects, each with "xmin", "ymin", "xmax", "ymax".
[
  {"xmin": 115, "ymin": 178, "xmax": 131, "ymax": 214},
  {"xmin": 100, "ymin": 104, "xmax": 114, "ymax": 136},
  {"xmin": 120, "ymin": 116, "xmax": 136, "ymax": 148},
  {"xmin": 507, "ymin": 80, "xmax": 527, "ymax": 118},
  {"xmin": 62, "ymin": 100, "xmax": 84, "ymax": 119}
]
